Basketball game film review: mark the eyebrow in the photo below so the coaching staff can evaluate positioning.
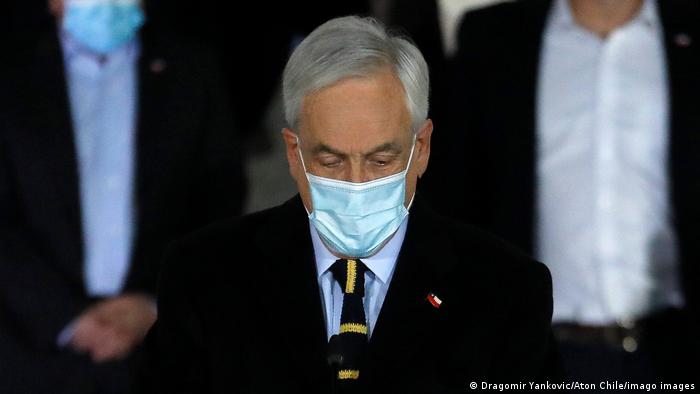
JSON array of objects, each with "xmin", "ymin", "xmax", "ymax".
[
  {"xmin": 367, "ymin": 142, "xmax": 402, "ymax": 156},
  {"xmin": 312, "ymin": 142, "xmax": 403, "ymax": 157},
  {"xmin": 312, "ymin": 144, "xmax": 346, "ymax": 157}
]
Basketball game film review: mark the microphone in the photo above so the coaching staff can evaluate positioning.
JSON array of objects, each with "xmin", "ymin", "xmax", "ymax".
[
  {"xmin": 327, "ymin": 334, "xmax": 345, "ymax": 367},
  {"xmin": 327, "ymin": 335, "xmax": 344, "ymax": 394}
]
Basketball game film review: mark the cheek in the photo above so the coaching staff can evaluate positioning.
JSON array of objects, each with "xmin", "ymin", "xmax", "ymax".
[
  {"xmin": 289, "ymin": 156, "xmax": 314, "ymax": 211},
  {"xmin": 288, "ymin": 147, "xmax": 305, "ymax": 178},
  {"xmin": 297, "ymin": 173, "xmax": 314, "ymax": 212},
  {"xmin": 407, "ymin": 172, "xmax": 418, "ymax": 188},
  {"xmin": 291, "ymin": 157, "xmax": 306, "ymax": 185},
  {"xmin": 403, "ymin": 176, "xmax": 418, "ymax": 206},
  {"xmin": 407, "ymin": 155, "xmax": 422, "ymax": 180}
]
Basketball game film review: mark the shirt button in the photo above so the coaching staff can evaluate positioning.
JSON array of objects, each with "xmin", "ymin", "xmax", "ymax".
[
  {"xmin": 618, "ymin": 318, "xmax": 636, "ymax": 329},
  {"xmin": 598, "ymin": 195, "xmax": 613, "ymax": 210},
  {"xmin": 106, "ymin": 177, "xmax": 118, "ymax": 190},
  {"xmin": 622, "ymin": 336, "xmax": 638, "ymax": 353},
  {"xmin": 601, "ymin": 147, "xmax": 614, "ymax": 161}
]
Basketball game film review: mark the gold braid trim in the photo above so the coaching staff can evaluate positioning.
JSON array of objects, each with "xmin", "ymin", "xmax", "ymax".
[
  {"xmin": 339, "ymin": 323, "xmax": 368, "ymax": 335},
  {"xmin": 345, "ymin": 260, "xmax": 356, "ymax": 294},
  {"xmin": 337, "ymin": 369, "xmax": 360, "ymax": 380}
]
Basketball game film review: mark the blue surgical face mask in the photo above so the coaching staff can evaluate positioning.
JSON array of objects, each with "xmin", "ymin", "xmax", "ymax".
[
  {"xmin": 297, "ymin": 135, "xmax": 416, "ymax": 258},
  {"xmin": 63, "ymin": 0, "xmax": 145, "ymax": 55}
]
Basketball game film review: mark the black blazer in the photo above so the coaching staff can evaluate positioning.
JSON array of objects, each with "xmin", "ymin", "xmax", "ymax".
[
  {"xmin": 135, "ymin": 195, "xmax": 556, "ymax": 394},
  {"xmin": 444, "ymin": 0, "xmax": 700, "ymax": 327},
  {"xmin": 0, "ymin": 25, "xmax": 246, "ymax": 393}
]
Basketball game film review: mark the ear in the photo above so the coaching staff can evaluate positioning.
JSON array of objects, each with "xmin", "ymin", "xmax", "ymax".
[
  {"xmin": 414, "ymin": 119, "xmax": 433, "ymax": 178},
  {"xmin": 282, "ymin": 128, "xmax": 303, "ymax": 181}
]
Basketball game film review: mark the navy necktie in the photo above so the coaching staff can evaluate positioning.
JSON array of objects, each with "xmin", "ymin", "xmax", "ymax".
[{"xmin": 328, "ymin": 258, "xmax": 369, "ymax": 388}]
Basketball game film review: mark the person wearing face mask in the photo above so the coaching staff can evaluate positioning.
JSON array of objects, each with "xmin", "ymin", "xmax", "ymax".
[
  {"xmin": 0, "ymin": 0, "xmax": 246, "ymax": 393},
  {"xmin": 135, "ymin": 16, "xmax": 558, "ymax": 394}
]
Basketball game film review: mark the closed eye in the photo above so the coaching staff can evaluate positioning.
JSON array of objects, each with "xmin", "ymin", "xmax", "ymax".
[
  {"xmin": 369, "ymin": 154, "xmax": 398, "ymax": 167},
  {"xmin": 319, "ymin": 156, "xmax": 343, "ymax": 168}
]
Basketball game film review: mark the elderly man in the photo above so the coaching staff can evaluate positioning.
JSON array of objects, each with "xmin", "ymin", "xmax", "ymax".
[{"xmin": 136, "ymin": 16, "xmax": 556, "ymax": 393}]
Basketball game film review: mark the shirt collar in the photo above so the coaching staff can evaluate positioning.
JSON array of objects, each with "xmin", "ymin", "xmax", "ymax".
[
  {"xmin": 550, "ymin": 0, "xmax": 659, "ymax": 32},
  {"xmin": 549, "ymin": 0, "xmax": 576, "ymax": 30},
  {"xmin": 310, "ymin": 217, "xmax": 409, "ymax": 284},
  {"xmin": 60, "ymin": 29, "xmax": 140, "ymax": 72},
  {"xmin": 637, "ymin": 0, "xmax": 660, "ymax": 30}
]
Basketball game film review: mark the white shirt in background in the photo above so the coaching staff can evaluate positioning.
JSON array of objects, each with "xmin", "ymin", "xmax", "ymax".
[{"xmin": 536, "ymin": 0, "xmax": 684, "ymax": 325}]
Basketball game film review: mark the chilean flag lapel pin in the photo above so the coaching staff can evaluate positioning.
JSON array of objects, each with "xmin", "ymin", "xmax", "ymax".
[
  {"xmin": 674, "ymin": 33, "xmax": 692, "ymax": 48},
  {"xmin": 427, "ymin": 292, "xmax": 442, "ymax": 309}
]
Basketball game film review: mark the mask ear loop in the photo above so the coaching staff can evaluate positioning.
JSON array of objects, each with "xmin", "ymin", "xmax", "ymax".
[
  {"xmin": 295, "ymin": 135, "xmax": 314, "ymax": 215},
  {"xmin": 405, "ymin": 133, "xmax": 418, "ymax": 210},
  {"xmin": 403, "ymin": 134, "xmax": 417, "ymax": 170},
  {"xmin": 295, "ymin": 134, "xmax": 311, "ymax": 174}
]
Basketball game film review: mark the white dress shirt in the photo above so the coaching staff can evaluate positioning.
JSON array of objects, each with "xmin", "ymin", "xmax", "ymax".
[
  {"xmin": 62, "ymin": 32, "xmax": 139, "ymax": 297},
  {"xmin": 536, "ymin": 0, "xmax": 684, "ymax": 325},
  {"xmin": 311, "ymin": 218, "xmax": 408, "ymax": 340},
  {"xmin": 57, "ymin": 33, "xmax": 140, "ymax": 345}
]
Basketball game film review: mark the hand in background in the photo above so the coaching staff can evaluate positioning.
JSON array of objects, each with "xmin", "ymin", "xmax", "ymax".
[{"xmin": 70, "ymin": 293, "xmax": 157, "ymax": 363}]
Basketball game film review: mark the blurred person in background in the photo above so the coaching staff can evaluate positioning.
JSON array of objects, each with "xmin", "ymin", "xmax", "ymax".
[
  {"xmin": 0, "ymin": 0, "xmax": 246, "ymax": 392},
  {"xmin": 446, "ymin": 0, "xmax": 700, "ymax": 386}
]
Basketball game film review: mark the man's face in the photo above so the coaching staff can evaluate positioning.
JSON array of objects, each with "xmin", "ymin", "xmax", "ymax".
[{"xmin": 282, "ymin": 69, "xmax": 433, "ymax": 212}]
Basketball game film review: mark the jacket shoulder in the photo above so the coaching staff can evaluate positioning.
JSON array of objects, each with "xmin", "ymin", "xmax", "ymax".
[
  {"xmin": 139, "ymin": 26, "xmax": 223, "ymax": 75},
  {"xmin": 432, "ymin": 208, "xmax": 551, "ymax": 288},
  {"xmin": 157, "ymin": 203, "xmax": 292, "ymax": 285},
  {"xmin": 461, "ymin": 0, "xmax": 539, "ymax": 24},
  {"xmin": 456, "ymin": 0, "xmax": 551, "ymax": 50},
  {"xmin": 170, "ymin": 203, "xmax": 285, "ymax": 254},
  {"xmin": 431, "ymin": 212, "xmax": 553, "ymax": 330}
]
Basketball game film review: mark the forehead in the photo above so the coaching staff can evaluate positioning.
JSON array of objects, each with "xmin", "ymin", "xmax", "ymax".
[{"xmin": 298, "ymin": 70, "xmax": 412, "ymax": 151}]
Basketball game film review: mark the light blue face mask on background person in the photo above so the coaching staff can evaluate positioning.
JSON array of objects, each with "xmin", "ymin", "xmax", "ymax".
[
  {"xmin": 297, "ymin": 135, "xmax": 416, "ymax": 258},
  {"xmin": 63, "ymin": 0, "xmax": 145, "ymax": 55}
]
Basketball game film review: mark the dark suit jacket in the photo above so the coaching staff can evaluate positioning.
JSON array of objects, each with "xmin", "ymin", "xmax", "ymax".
[
  {"xmin": 135, "ymin": 195, "xmax": 556, "ymax": 394},
  {"xmin": 0, "ymin": 24, "xmax": 246, "ymax": 393},
  {"xmin": 443, "ymin": 0, "xmax": 700, "ymax": 329}
]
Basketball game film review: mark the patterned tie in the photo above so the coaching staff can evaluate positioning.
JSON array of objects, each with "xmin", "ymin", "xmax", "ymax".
[{"xmin": 328, "ymin": 258, "xmax": 369, "ymax": 387}]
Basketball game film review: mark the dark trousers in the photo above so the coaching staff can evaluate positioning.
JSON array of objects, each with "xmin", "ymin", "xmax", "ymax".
[
  {"xmin": 0, "ymin": 338, "xmax": 137, "ymax": 394},
  {"xmin": 557, "ymin": 309, "xmax": 698, "ymax": 392}
]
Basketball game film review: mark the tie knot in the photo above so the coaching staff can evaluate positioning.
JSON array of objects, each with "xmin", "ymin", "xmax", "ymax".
[{"xmin": 330, "ymin": 259, "xmax": 368, "ymax": 296}]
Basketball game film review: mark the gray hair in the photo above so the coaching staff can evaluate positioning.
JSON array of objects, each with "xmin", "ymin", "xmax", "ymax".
[{"xmin": 282, "ymin": 16, "xmax": 430, "ymax": 132}]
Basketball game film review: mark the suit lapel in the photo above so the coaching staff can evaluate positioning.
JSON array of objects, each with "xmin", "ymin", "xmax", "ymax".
[
  {"xmin": 493, "ymin": 0, "xmax": 552, "ymax": 254},
  {"xmin": 658, "ymin": 1, "xmax": 700, "ymax": 206},
  {"xmin": 657, "ymin": 0, "xmax": 700, "ymax": 299},
  {"xmin": 256, "ymin": 196, "xmax": 332, "ymax": 390},
  {"xmin": 364, "ymin": 197, "xmax": 456, "ymax": 380},
  {"xmin": 22, "ymin": 31, "xmax": 84, "ymax": 267},
  {"xmin": 133, "ymin": 28, "xmax": 168, "ymax": 235}
]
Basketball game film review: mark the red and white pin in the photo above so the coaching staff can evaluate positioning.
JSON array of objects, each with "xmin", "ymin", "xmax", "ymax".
[
  {"xmin": 427, "ymin": 293, "xmax": 442, "ymax": 309},
  {"xmin": 675, "ymin": 33, "xmax": 692, "ymax": 48}
]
